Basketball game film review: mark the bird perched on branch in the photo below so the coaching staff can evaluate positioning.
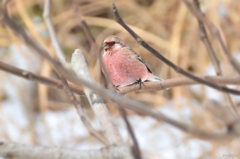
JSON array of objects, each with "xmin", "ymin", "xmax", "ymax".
[{"xmin": 102, "ymin": 35, "xmax": 164, "ymax": 88}]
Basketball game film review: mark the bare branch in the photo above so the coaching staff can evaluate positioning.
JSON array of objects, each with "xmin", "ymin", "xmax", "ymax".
[
  {"xmin": 182, "ymin": 0, "xmax": 240, "ymax": 74},
  {"xmin": 60, "ymin": 75, "xmax": 108, "ymax": 145},
  {"xmin": 118, "ymin": 107, "xmax": 141, "ymax": 159},
  {"xmin": 118, "ymin": 76, "xmax": 240, "ymax": 95},
  {"xmin": 111, "ymin": 3, "xmax": 240, "ymax": 96},
  {"xmin": 0, "ymin": 61, "xmax": 84, "ymax": 95},
  {"xmin": 0, "ymin": 142, "xmax": 134, "ymax": 159},
  {"xmin": 43, "ymin": 0, "xmax": 107, "ymax": 145},
  {"xmin": 193, "ymin": 0, "xmax": 239, "ymax": 118},
  {"xmin": 43, "ymin": 0, "xmax": 65, "ymax": 64},
  {"xmin": 193, "ymin": 0, "xmax": 221, "ymax": 75},
  {"xmin": 74, "ymin": 7, "xmax": 111, "ymax": 84}
]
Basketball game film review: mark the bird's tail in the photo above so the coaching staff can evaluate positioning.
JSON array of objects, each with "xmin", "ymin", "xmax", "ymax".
[{"xmin": 147, "ymin": 73, "xmax": 164, "ymax": 82}]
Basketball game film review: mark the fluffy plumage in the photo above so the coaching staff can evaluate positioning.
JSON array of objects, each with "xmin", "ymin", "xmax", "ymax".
[{"xmin": 102, "ymin": 35, "xmax": 163, "ymax": 87}]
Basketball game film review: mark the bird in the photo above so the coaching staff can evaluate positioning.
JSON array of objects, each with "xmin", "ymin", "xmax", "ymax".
[{"xmin": 102, "ymin": 35, "xmax": 164, "ymax": 88}]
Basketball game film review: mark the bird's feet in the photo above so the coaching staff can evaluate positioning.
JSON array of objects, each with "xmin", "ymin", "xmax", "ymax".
[{"xmin": 134, "ymin": 78, "xmax": 144, "ymax": 89}]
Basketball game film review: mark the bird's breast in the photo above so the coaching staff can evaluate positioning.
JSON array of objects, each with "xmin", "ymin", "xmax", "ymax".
[{"xmin": 103, "ymin": 49, "xmax": 149, "ymax": 87}]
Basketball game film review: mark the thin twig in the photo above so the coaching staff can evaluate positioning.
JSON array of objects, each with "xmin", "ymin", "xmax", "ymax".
[
  {"xmin": 111, "ymin": 3, "xmax": 240, "ymax": 96},
  {"xmin": 193, "ymin": 0, "xmax": 239, "ymax": 118},
  {"xmin": 75, "ymin": 7, "xmax": 111, "ymax": 84},
  {"xmin": 182, "ymin": 0, "xmax": 240, "ymax": 74},
  {"xmin": 193, "ymin": 0, "xmax": 221, "ymax": 75},
  {"xmin": 76, "ymin": 8, "xmax": 141, "ymax": 158},
  {"xmin": 117, "ymin": 108, "xmax": 141, "ymax": 159},
  {"xmin": 60, "ymin": 75, "xmax": 108, "ymax": 145},
  {"xmin": 43, "ymin": 0, "xmax": 108, "ymax": 145},
  {"xmin": 118, "ymin": 107, "xmax": 141, "ymax": 159},
  {"xmin": 1, "ymin": 3, "xmax": 240, "ymax": 141},
  {"xmin": 43, "ymin": 0, "xmax": 65, "ymax": 64}
]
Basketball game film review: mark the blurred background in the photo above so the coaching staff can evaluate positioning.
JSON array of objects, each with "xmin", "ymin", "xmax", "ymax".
[{"xmin": 0, "ymin": 0, "xmax": 240, "ymax": 158}]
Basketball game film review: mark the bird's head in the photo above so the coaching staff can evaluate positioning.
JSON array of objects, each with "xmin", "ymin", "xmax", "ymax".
[{"xmin": 102, "ymin": 35, "xmax": 126, "ymax": 56}]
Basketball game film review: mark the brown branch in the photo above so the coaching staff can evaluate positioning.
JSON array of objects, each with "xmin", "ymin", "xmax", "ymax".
[
  {"xmin": 111, "ymin": 3, "xmax": 240, "ymax": 96},
  {"xmin": 0, "ymin": 61, "xmax": 84, "ymax": 95},
  {"xmin": 182, "ymin": 0, "xmax": 240, "ymax": 74},
  {"xmin": 118, "ymin": 76, "xmax": 240, "ymax": 95},
  {"xmin": 60, "ymin": 75, "xmax": 108, "ymax": 145},
  {"xmin": 118, "ymin": 107, "xmax": 141, "ymax": 159},
  {"xmin": 1, "ymin": 2, "xmax": 240, "ymax": 141},
  {"xmin": 193, "ymin": 0, "xmax": 221, "ymax": 75},
  {"xmin": 74, "ymin": 7, "xmax": 111, "ymax": 84},
  {"xmin": 193, "ymin": 0, "xmax": 239, "ymax": 118},
  {"xmin": 43, "ymin": 0, "xmax": 108, "ymax": 145}
]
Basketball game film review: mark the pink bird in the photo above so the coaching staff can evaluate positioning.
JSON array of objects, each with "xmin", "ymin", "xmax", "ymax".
[{"xmin": 102, "ymin": 35, "xmax": 164, "ymax": 88}]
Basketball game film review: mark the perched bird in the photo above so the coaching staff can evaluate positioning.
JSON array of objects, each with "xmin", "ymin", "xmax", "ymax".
[{"xmin": 102, "ymin": 35, "xmax": 164, "ymax": 88}]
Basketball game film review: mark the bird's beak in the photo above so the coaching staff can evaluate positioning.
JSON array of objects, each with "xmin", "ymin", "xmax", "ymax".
[{"xmin": 102, "ymin": 43, "xmax": 109, "ymax": 49}]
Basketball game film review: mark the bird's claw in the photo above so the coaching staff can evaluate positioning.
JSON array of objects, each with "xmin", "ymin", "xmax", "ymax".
[{"xmin": 135, "ymin": 78, "xmax": 144, "ymax": 89}]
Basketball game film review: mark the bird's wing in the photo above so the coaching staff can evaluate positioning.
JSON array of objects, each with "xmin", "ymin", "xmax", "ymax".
[{"xmin": 123, "ymin": 47, "xmax": 152, "ymax": 73}]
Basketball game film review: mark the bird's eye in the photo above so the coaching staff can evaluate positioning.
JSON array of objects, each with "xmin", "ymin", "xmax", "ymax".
[{"xmin": 111, "ymin": 41, "xmax": 115, "ymax": 45}]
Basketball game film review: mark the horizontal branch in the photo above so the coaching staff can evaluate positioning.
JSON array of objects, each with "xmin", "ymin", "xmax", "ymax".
[
  {"xmin": 0, "ymin": 61, "xmax": 84, "ymax": 95},
  {"xmin": 0, "ymin": 142, "xmax": 134, "ymax": 159},
  {"xmin": 119, "ymin": 76, "xmax": 240, "ymax": 94}
]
